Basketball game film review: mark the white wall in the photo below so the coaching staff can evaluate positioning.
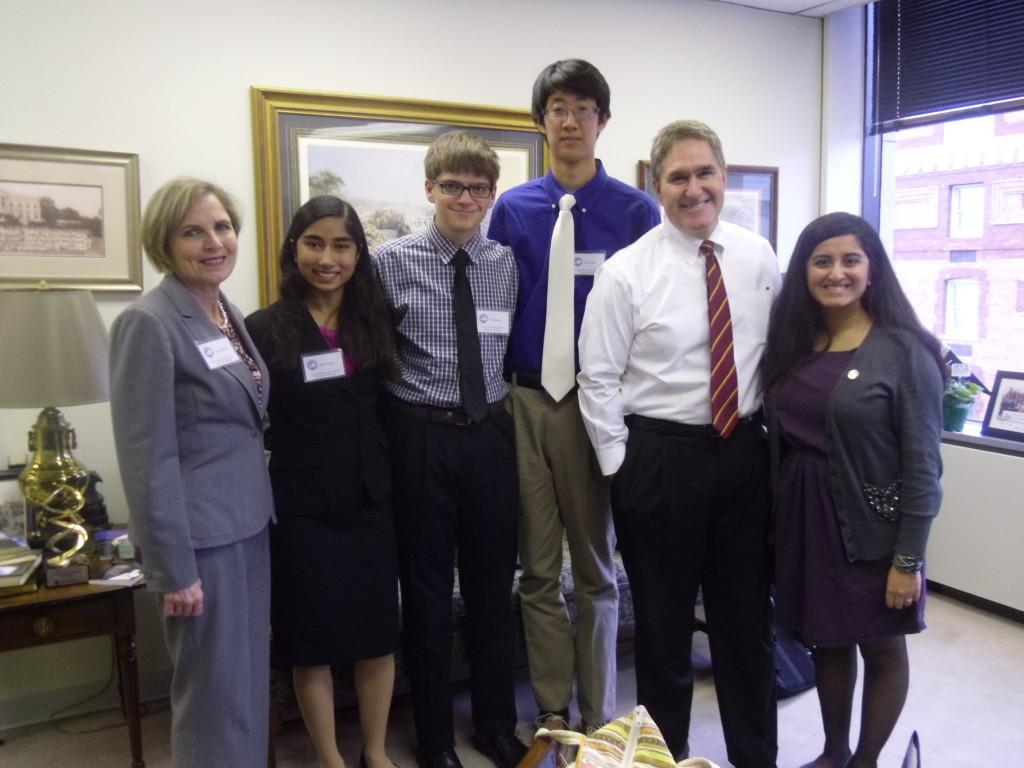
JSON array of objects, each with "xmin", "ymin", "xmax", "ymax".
[
  {"xmin": 821, "ymin": 4, "xmax": 865, "ymax": 216},
  {"xmin": 0, "ymin": 0, "xmax": 823, "ymax": 727},
  {"xmin": 928, "ymin": 444, "xmax": 1024, "ymax": 612}
]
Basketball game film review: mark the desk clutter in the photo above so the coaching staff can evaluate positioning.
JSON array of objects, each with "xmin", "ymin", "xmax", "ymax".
[
  {"xmin": 0, "ymin": 531, "xmax": 42, "ymax": 596},
  {"xmin": 0, "ymin": 527, "xmax": 139, "ymax": 596}
]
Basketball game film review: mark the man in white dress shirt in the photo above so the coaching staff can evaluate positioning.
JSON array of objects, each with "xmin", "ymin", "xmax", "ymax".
[{"xmin": 577, "ymin": 120, "xmax": 779, "ymax": 767}]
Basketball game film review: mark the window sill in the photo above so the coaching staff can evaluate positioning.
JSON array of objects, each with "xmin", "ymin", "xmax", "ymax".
[{"xmin": 941, "ymin": 429, "xmax": 1024, "ymax": 457}]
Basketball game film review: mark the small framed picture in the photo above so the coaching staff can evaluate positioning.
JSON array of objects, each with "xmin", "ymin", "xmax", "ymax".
[
  {"xmin": 0, "ymin": 143, "xmax": 142, "ymax": 291},
  {"xmin": 0, "ymin": 469, "xmax": 27, "ymax": 540},
  {"xmin": 636, "ymin": 160, "xmax": 779, "ymax": 252},
  {"xmin": 981, "ymin": 370, "xmax": 1024, "ymax": 442}
]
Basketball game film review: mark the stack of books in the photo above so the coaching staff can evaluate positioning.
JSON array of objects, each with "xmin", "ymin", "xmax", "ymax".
[{"xmin": 0, "ymin": 531, "xmax": 42, "ymax": 598}]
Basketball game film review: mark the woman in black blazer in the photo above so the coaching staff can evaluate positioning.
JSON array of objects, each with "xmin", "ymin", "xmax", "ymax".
[{"xmin": 246, "ymin": 196, "xmax": 400, "ymax": 768}]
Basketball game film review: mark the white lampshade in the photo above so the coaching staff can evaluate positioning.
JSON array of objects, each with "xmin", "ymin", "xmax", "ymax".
[{"xmin": 0, "ymin": 289, "xmax": 110, "ymax": 408}]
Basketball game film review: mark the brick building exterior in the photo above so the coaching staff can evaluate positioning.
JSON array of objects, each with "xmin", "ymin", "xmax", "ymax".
[{"xmin": 886, "ymin": 111, "xmax": 1024, "ymax": 418}]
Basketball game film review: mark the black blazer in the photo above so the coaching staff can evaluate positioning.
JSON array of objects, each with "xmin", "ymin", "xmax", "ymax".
[{"xmin": 246, "ymin": 304, "xmax": 390, "ymax": 518}]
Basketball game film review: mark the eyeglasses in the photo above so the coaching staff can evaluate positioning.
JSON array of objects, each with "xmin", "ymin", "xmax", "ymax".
[
  {"xmin": 544, "ymin": 105, "xmax": 600, "ymax": 122},
  {"xmin": 433, "ymin": 180, "xmax": 494, "ymax": 198}
]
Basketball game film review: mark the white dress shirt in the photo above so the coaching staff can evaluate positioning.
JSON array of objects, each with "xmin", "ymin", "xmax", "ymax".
[{"xmin": 577, "ymin": 218, "xmax": 780, "ymax": 475}]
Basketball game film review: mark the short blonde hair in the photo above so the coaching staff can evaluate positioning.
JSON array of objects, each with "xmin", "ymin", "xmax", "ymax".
[
  {"xmin": 424, "ymin": 131, "xmax": 500, "ymax": 186},
  {"xmin": 141, "ymin": 177, "xmax": 241, "ymax": 273},
  {"xmin": 650, "ymin": 120, "xmax": 726, "ymax": 185}
]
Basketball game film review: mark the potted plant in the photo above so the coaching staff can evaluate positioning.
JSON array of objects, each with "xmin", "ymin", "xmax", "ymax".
[{"xmin": 943, "ymin": 379, "xmax": 981, "ymax": 432}]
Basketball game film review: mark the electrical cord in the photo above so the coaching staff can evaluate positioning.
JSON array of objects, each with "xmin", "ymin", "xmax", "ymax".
[{"xmin": 48, "ymin": 637, "xmax": 154, "ymax": 735}]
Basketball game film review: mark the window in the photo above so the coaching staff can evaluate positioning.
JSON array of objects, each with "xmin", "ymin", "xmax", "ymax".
[
  {"xmin": 867, "ymin": 1, "xmax": 1024, "ymax": 429},
  {"xmin": 949, "ymin": 343, "xmax": 974, "ymax": 357},
  {"xmin": 875, "ymin": 113, "xmax": 1024, "ymax": 424},
  {"xmin": 944, "ymin": 279, "xmax": 980, "ymax": 340},
  {"xmin": 950, "ymin": 184, "xmax": 984, "ymax": 238}
]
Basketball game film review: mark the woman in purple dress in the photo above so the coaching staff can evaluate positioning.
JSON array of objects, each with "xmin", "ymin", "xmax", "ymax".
[{"xmin": 762, "ymin": 213, "xmax": 946, "ymax": 768}]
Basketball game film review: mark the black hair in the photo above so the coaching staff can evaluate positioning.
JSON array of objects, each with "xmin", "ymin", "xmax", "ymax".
[
  {"xmin": 531, "ymin": 59, "xmax": 611, "ymax": 124},
  {"xmin": 264, "ymin": 195, "xmax": 398, "ymax": 379},
  {"xmin": 761, "ymin": 212, "xmax": 946, "ymax": 394}
]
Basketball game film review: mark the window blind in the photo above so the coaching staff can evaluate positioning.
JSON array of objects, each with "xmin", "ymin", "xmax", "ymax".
[{"xmin": 869, "ymin": 0, "xmax": 1024, "ymax": 134}]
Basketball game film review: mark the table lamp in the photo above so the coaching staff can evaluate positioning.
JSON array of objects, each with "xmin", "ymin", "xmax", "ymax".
[{"xmin": 0, "ymin": 287, "xmax": 110, "ymax": 567}]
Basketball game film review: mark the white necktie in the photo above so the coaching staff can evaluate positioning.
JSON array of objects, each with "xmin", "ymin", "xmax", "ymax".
[{"xmin": 542, "ymin": 193, "xmax": 577, "ymax": 401}]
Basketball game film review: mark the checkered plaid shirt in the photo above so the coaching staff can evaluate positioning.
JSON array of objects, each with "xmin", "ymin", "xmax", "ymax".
[{"xmin": 373, "ymin": 220, "xmax": 518, "ymax": 407}]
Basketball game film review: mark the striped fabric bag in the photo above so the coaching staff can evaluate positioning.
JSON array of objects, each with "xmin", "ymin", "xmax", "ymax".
[{"xmin": 535, "ymin": 705, "xmax": 720, "ymax": 768}]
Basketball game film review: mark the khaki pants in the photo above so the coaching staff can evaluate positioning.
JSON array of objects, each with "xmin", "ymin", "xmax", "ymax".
[{"xmin": 508, "ymin": 384, "xmax": 619, "ymax": 727}]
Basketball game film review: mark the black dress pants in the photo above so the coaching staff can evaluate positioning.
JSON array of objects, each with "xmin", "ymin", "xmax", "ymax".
[
  {"xmin": 384, "ymin": 404, "xmax": 520, "ymax": 753},
  {"xmin": 612, "ymin": 416, "xmax": 777, "ymax": 768}
]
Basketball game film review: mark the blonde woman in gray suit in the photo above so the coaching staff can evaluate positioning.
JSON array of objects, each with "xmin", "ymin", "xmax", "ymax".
[{"xmin": 110, "ymin": 177, "xmax": 274, "ymax": 767}]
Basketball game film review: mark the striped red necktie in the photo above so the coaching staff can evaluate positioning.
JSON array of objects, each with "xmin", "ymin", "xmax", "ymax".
[{"xmin": 702, "ymin": 239, "xmax": 740, "ymax": 438}]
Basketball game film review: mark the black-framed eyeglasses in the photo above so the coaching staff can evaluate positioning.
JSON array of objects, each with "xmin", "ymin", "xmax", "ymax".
[
  {"xmin": 544, "ymin": 105, "xmax": 600, "ymax": 122},
  {"xmin": 433, "ymin": 179, "xmax": 494, "ymax": 198}
]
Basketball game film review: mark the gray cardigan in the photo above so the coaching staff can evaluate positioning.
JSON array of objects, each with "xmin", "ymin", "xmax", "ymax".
[{"xmin": 768, "ymin": 325, "xmax": 944, "ymax": 561}]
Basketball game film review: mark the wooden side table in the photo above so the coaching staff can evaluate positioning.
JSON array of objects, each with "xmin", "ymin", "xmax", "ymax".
[{"xmin": 0, "ymin": 580, "xmax": 145, "ymax": 767}]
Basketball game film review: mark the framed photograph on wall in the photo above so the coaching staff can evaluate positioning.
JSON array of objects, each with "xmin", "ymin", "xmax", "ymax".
[
  {"xmin": 0, "ymin": 144, "xmax": 141, "ymax": 291},
  {"xmin": 251, "ymin": 87, "xmax": 548, "ymax": 305},
  {"xmin": 0, "ymin": 468, "xmax": 27, "ymax": 541},
  {"xmin": 636, "ymin": 160, "xmax": 779, "ymax": 252},
  {"xmin": 981, "ymin": 370, "xmax": 1024, "ymax": 442}
]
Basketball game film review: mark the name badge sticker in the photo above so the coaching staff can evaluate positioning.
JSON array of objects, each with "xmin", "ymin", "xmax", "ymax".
[
  {"xmin": 302, "ymin": 349, "xmax": 346, "ymax": 382},
  {"xmin": 477, "ymin": 310, "xmax": 510, "ymax": 335},
  {"xmin": 573, "ymin": 251, "xmax": 606, "ymax": 276},
  {"xmin": 197, "ymin": 337, "xmax": 241, "ymax": 370}
]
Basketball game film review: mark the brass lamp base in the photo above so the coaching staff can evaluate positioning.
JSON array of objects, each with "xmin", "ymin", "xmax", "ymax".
[{"xmin": 19, "ymin": 407, "xmax": 91, "ymax": 567}]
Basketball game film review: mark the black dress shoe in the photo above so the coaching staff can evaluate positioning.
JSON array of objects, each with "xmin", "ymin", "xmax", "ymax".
[
  {"xmin": 417, "ymin": 747, "xmax": 464, "ymax": 768},
  {"xmin": 471, "ymin": 731, "xmax": 529, "ymax": 768}
]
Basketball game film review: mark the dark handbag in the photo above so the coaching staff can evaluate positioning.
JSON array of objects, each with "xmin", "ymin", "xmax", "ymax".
[{"xmin": 773, "ymin": 622, "xmax": 815, "ymax": 698}]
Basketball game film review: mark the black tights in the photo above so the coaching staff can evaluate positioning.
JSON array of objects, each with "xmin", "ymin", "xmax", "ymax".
[{"xmin": 801, "ymin": 636, "xmax": 909, "ymax": 768}]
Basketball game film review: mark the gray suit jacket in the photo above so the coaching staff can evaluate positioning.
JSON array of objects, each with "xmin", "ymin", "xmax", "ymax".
[{"xmin": 110, "ymin": 275, "xmax": 274, "ymax": 592}]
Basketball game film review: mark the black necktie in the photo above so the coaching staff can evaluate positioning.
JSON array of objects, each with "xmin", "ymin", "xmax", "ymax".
[{"xmin": 452, "ymin": 249, "xmax": 487, "ymax": 422}]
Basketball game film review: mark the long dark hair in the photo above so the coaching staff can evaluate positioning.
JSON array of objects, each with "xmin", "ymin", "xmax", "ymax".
[
  {"xmin": 761, "ymin": 212, "xmax": 946, "ymax": 394},
  {"xmin": 264, "ymin": 196, "xmax": 397, "ymax": 379}
]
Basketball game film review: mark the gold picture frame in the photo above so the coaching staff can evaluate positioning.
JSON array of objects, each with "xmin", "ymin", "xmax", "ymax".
[
  {"xmin": 0, "ymin": 143, "xmax": 141, "ymax": 291},
  {"xmin": 251, "ymin": 86, "xmax": 548, "ymax": 305}
]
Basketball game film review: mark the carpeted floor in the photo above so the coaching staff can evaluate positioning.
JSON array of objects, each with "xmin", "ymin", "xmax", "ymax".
[{"xmin": 2, "ymin": 592, "xmax": 1021, "ymax": 767}]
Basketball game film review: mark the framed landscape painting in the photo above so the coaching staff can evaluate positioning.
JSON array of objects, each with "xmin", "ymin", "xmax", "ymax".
[
  {"xmin": 0, "ymin": 144, "xmax": 141, "ymax": 291},
  {"xmin": 252, "ymin": 87, "xmax": 547, "ymax": 305}
]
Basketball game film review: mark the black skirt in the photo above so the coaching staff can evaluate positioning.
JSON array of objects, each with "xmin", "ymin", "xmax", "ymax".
[{"xmin": 270, "ymin": 499, "xmax": 400, "ymax": 667}]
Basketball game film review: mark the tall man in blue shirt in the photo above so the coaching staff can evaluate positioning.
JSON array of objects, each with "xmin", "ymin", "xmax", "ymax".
[
  {"xmin": 488, "ymin": 59, "xmax": 661, "ymax": 733},
  {"xmin": 374, "ymin": 130, "xmax": 526, "ymax": 768}
]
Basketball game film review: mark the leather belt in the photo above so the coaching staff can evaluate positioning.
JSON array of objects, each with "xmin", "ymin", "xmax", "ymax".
[
  {"xmin": 625, "ymin": 412, "xmax": 763, "ymax": 438},
  {"xmin": 506, "ymin": 371, "xmax": 578, "ymax": 396},
  {"xmin": 387, "ymin": 396, "xmax": 506, "ymax": 427}
]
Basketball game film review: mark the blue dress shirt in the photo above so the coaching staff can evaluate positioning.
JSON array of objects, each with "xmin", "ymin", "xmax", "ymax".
[{"xmin": 488, "ymin": 161, "xmax": 661, "ymax": 375}]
